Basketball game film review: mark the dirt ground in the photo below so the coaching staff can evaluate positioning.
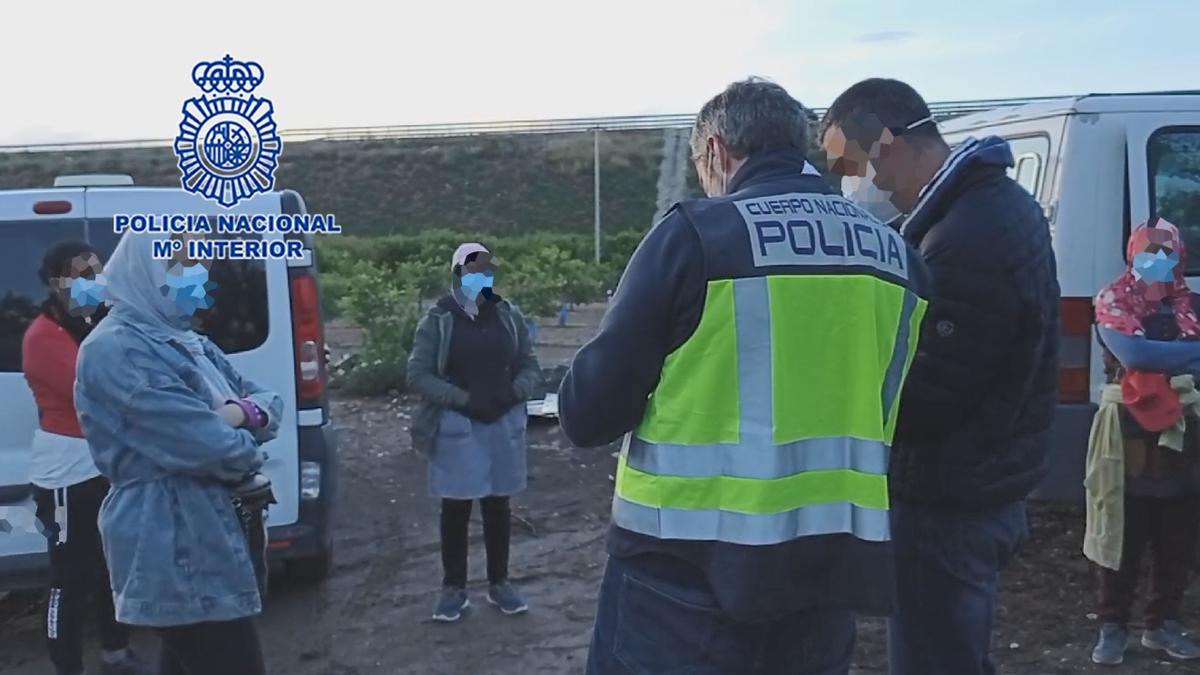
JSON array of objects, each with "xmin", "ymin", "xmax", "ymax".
[{"xmin": 3, "ymin": 306, "xmax": 1200, "ymax": 674}]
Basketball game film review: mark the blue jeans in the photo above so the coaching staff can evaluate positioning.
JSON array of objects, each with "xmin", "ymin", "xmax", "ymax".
[
  {"xmin": 587, "ymin": 554, "xmax": 855, "ymax": 675},
  {"xmin": 888, "ymin": 501, "xmax": 1028, "ymax": 675}
]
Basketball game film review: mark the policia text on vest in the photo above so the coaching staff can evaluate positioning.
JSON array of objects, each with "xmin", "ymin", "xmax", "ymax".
[{"xmin": 736, "ymin": 192, "xmax": 908, "ymax": 279}]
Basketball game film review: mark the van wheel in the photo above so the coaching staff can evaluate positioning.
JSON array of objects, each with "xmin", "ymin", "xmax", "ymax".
[{"xmin": 287, "ymin": 547, "xmax": 333, "ymax": 585}]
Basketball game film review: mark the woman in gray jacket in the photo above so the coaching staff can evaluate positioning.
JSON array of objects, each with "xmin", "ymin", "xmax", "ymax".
[{"xmin": 407, "ymin": 243, "xmax": 543, "ymax": 623}]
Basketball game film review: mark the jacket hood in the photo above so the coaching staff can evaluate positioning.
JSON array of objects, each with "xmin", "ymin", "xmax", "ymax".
[
  {"xmin": 966, "ymin": 135, "xmax": 1015, "ymax": 171},
  {"xmin": 1096, "ymin": 218, "xmax": 1200, "ymax": 338},
  {"xmin": 901, "ymin": 135, "xmax": 1014, "ymax": 241},
  {"xmin": 104, "ymin": 231, "xmax": 205, "ymax": 353}
]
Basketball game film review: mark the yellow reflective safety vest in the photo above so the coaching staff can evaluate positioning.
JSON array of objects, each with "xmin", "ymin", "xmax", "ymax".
[{"xmin": 612, "ymin": 163, "xmax": 930, "ymax": 549}]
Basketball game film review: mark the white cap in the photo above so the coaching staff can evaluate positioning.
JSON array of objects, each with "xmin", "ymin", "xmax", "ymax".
[{"xmin": 451, "ymin": 242, "xmax": 490, "ymax": 270}]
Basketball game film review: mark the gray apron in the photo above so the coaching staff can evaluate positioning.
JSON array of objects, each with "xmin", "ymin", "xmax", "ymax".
[{"xmin": 428, "ymin": 405, "xmax": 528, "ymax": 499}]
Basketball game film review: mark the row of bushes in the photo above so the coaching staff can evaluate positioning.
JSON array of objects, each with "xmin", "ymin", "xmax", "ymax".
[
  {"xmin": 317, "ymin": 229, "xmax": 646, "ymax": 394},
  {"xmin": 0, "ymin": 131, "xmax": 670, "ymax": 236}
]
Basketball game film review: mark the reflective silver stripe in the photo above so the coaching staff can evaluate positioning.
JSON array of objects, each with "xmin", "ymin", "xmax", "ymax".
[
  {"xmin": 881, "ymin": 289, "xmax": 919, "ymax": 428},
  {"xmin": 47, "ymin": 587, "xmax": 62, "ymax": 639},
  {"xmin": 613, "ymin": 496, "xmax": 890, "ymax": 545},
  {"xmin": 733, "ymin": 277, "xmax": 772, "ymax": 443},
  {"xmin": 614, "ymin": 276, "xmax": 894, "ymax": 545},
  {"xmin": 626, "ymin": 435, "xmax": 888, "ymax": 479}
]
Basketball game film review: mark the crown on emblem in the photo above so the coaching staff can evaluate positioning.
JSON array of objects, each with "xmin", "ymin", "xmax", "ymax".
[{"xmin": 191, "ymin": 55, "xmax": 264, "ymax": 95}]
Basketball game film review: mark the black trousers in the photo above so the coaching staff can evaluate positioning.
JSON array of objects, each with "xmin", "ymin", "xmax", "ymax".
[
  {"xmin": 32, "ymin": 476, "xmax": 130, "ymax": 675},
  {"xmin": 440, "ymin": 496, "xmax": 511, "ymax": 588},
  {"xmin": 156, "ymin": 617, "xmax": 266, "ymax": 675}
]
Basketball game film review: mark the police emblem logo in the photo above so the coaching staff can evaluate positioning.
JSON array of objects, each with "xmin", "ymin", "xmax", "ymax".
[{"xmin": 174, "ymin": 55, "xmax": 282, "ymax": 207}]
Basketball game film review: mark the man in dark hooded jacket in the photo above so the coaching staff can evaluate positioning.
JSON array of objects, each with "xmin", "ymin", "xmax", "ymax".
[{"xmin": 821, "ymin": 79, "xmax": 1060, "ymax": 675}]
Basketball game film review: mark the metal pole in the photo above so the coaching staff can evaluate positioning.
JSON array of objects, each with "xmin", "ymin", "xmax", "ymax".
[{"xmin": 593, "ymin": 127, "xmax": 602, "ymax": 264}]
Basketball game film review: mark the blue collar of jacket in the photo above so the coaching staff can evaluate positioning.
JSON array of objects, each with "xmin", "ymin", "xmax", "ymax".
[
  {"xmin": 726, "ymin": 147, "xmax": 821, "ymax": 195},
  {"xmin": 901, "ymin": 135, "xmax": 1014, "ymax": 242}
]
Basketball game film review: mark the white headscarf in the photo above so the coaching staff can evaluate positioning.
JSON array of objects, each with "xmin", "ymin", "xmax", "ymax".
[{"xmin": 104, "ymin": 231, "xmax": 236, "ymax": 406}]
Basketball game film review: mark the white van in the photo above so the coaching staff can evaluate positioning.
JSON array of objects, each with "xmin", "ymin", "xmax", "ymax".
[
  {"xmin": 939, "ymin": 92, "xmax": 1200, "ymax": 500},
  {"xmin": 0, "ymin": 179, "xmax": 339, "ymax": 589}
]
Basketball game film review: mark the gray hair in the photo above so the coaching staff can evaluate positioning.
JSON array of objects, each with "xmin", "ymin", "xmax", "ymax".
[{"xmin": 691, "ymin": 77, "xmax": 809, "ymax": 160}]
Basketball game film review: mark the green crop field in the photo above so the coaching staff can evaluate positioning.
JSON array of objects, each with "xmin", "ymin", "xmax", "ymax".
[
  {"xmin": 0, "ymin": 127, "xmax": 842, "ymax": 394},
  {"xmin": 0, "ymin": 130, "xmax": 691, "ymax": 236}
]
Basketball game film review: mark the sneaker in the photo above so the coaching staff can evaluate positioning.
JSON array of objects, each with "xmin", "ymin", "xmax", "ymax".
[
  {"xmin": 99, "ymin": 647, "xmax": 155, "ymax": 675},
  {"xmin": 432, "ymin": 586, "xmax": 470, "ymax": 622},
  {"xmin": 1092, "ymin": 623, "xmax": 1129, "ymax": 665},
  {"xmin": 487, "ymin": 581, "xmax": 529, "ymax": 615},
  {"xmin": 1142, "ymin": 620, "xmax": 1200, "ymax": 660}
]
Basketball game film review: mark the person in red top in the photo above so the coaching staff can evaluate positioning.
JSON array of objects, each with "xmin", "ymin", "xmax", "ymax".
[{"xmin": 23, "ymin": 241, "xmax": 152, "ymax": 675}]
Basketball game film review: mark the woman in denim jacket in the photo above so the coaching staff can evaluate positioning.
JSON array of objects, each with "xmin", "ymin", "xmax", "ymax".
[{"xmin": 75, "ymin": 232, "xmax": 282, "ymax": 675}]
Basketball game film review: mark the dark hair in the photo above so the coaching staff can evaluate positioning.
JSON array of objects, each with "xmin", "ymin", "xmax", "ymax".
[
  {"xmin": 38, "ymin": 240, "xmax": 96, "ymax": 285},
  {"xmin": 691, "ymin": 77, "xmax": 809, "ymax": 159},
  {"xmin": 819, "ymin": 78, "xmax": 942, "ymax": 147},
  {"xmin": 37, "ymin": 240, "xmax": 102, "ymax": 343}
]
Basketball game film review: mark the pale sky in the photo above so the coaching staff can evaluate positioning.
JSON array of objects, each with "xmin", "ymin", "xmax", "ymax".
[{"xmin": 0, "ymin": 0, "xmax": 1194, "ymax": 145}]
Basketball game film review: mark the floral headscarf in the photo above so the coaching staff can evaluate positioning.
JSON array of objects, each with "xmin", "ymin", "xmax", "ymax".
[{"xmin": 1095, "ymin": 218, "xmax": 1200, "ymax": 338}]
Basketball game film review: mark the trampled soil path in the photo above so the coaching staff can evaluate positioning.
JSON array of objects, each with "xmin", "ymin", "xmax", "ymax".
[{"xmin": 3, "ymin": 305, "xmax": 1199, "ymax": 674}]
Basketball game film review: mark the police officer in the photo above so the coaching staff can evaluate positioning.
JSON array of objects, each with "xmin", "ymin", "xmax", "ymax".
[{"xmin": 559, "ymin": 78, "xmax": 933, "ymax": 675}]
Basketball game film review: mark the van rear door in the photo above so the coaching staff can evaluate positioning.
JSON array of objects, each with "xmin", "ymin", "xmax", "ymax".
[
  {"xmin": 84, "ymin": 189, "xmax": 301, "ymax": 527},
  {"xmin": 1125, "ymin": 114, "xmax": 1200, "ymax": 286},
  {"xmin": 0, "ymin": 189, "xmax": 89, "ymax": 566}
]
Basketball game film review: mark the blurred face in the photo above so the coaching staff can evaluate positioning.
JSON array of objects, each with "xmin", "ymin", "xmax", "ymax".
[
  {"xmin": 50, "ymin": 251, "xmax": 105, "ymax": 317},
  {"xmin": 1130, "ymin": 225, "xmax": 1183, "ymax": 285},
  {"xmin": 823, "ymin": 123, "xmax": 917, "ymax": 191},
  {"xmin": 822, "ymin": 121, "xmax": 932, "ymax": 214},
  {"xmin": 163, "ymin": 232, "xmax": 216, "ymax": 316},
  {"xmin": 168, "ymin": 231, "xmax": 213, "ymax": 269},
  {"xmin": 455, "ymin": 252, "xmax": 498, "ymax": 303},
  {"xmin": 821, "ymin": 124, "xmax": 873, "ymax": 182}
]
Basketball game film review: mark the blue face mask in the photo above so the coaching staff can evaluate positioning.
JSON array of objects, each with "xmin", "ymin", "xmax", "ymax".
[
  {"xmin": 1132, "ymin": 250, "xmax": 1179, "ymax": 284},
  {"xmin": 460, "ymin": 271, "xmax": 494, "ymax": 300},
  {"xmin": 68, "ymin": 274, "xmax": 107, "ymax": 312},
  {"xmin": 162, "ymin": 263, "xmax": 214, "ymax": 316}
]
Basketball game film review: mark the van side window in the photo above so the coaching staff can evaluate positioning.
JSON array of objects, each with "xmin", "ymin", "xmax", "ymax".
[
  {"xmin": 197, "ymin": 236, "xmax": 270, "ymax": 354},
  {"xmin": 1148, "ymin": 127, "xmax": 1200, "ymax": 273},
  {"xmin": 0, "ymin": 221, "xmax": 269, "ymax": 371},
  {"xmin": 0, "ymin": 220, "xmax": 88, "ymax": 372},
  {"xmin": 1013, "ymin": 154, "xmax": 1042, "ymax": 196},
  {"xmin": 100, "ymin": 220, "xmax": 271, "ymax": 355},
  {"xmin": 1003, "ymin": 136, "xmax": 1050, "ymax": 200}
]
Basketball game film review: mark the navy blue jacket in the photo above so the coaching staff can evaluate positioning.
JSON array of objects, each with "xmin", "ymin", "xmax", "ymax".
[
  {"xmin": 890, "ymin": 136, "xmax": 1060, "ymax": 509},
  {"xmin": 559, "ymin": 148, "xmax": 931, "ymax": 621}
]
